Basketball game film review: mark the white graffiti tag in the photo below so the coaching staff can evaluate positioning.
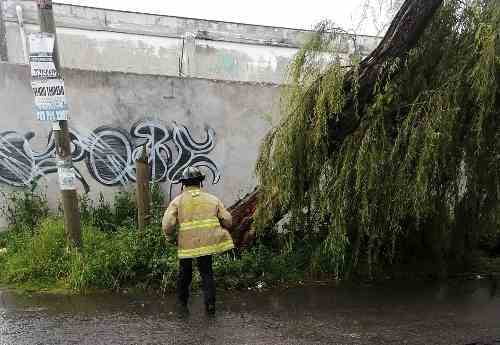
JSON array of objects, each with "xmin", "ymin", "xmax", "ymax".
[{"xmin": 0, "ymin": 120, "xmax": 220, "ymax": 191}]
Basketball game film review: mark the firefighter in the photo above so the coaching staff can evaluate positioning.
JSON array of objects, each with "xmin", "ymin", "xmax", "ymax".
[{"xmin": 162, "ymin": 166, "xmax": 234, "ymax": 316}]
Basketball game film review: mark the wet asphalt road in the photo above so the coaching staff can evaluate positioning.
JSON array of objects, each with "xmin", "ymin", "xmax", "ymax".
[{"xmin": 0, "ymin": 278, "xmax": 499, "ymax": 345}]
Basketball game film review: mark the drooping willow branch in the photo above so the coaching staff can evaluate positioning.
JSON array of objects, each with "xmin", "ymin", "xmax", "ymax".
[{"xmin": 229, "ymin": 0, "xmax": 445, "ymax": 246}]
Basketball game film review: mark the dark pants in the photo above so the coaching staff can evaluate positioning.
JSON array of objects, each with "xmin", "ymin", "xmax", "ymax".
[{"xmin": 177, "ymin": 255, "xmax": 215, "ymax": 308}]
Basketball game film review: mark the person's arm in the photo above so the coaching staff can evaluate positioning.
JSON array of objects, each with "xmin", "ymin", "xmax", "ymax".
[
  {"xmin": 217, "ymin": 199, "xmax": 232, "ymax": 230},
  {"xmin": 162, "ymin": 200, "xmax": 178, "ymax": 243}
]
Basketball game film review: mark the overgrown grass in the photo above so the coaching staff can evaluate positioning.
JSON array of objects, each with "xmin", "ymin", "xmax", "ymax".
[
  {"xmin": 0, "ymin": 189, "xmax": 49, "ymax": 233},
  {"xmin": 0, "ymin": 189, "xmax": 320, "ymax": 294},
  {"xmin": 0, "ymin": 217, "xmax": 177, "ymax": 292},
  {"xmin": 0, "ymin": 218, "xmax": 321, "ymax": 293},
  {"xmin": 0, "ymin": 185, "xmax": 497, "ymax": 294}
]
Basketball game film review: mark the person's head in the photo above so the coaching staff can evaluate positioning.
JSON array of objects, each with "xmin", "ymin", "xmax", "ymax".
[{"xmin": 180, "ymin": 166, "xmax": 205, "ymax": 188}]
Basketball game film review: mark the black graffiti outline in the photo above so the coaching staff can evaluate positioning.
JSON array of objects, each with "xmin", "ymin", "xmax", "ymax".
[
  {"xmin": 0, "ymin": 120, "xmax": 221, "ymax": 191},
  {"xmin": 131, "ymin": 120, "xmax": 173, "ymax": 183},
  {"xmin": 168, "ymin": 123, "xmax": 221, "ymax": 184}
]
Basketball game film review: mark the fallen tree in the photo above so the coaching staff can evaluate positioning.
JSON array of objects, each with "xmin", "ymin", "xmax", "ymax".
[
  {"xmin": 230, "ymin": 0, "xmax": 445, "ymax": 245},
  {"xmin": 231, "ymin": 0, "xmax": 500, "ymax": 277}
]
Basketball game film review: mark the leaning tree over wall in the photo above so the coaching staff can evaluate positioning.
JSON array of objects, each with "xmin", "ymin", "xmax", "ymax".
[{"xmin": 230, "ymin": 0, "xmax": 500, "ymax": 277}]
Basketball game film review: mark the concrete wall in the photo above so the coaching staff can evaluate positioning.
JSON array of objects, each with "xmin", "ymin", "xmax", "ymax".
[
  {"xmin": 0, "ymin": 0, "xmax": 381, "ymax": 84},
  {"xmin": 0, "ymin": 62, "xmax": 281, "ymax": 229}
]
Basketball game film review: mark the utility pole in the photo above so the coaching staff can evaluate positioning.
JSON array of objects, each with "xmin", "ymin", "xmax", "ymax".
[
  {"xmin": 136, "ymin": 146, "xmax": 151, "ymax": 231},
  {"xmin": 0, "ymin": 0, "xmax": 8, "ymax": 61},
  {"xmin": 36, "ymin": 0, "xmax": 82, "ymax": 248}
]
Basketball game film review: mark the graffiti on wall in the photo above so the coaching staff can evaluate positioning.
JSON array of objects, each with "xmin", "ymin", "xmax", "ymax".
[{"xmin": 0, "ymin": 120, "xmax": 221, "ymax": 192}]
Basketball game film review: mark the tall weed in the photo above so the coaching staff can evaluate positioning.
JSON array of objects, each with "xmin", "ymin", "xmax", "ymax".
[{"xmin": 0, "ymin": 189, "xmax": 50, "ymax": 233}]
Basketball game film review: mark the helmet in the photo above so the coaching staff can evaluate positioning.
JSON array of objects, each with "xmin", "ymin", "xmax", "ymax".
[{"xmin": 180, "ymin": 166, "xmax": 205, "ymax": 184}]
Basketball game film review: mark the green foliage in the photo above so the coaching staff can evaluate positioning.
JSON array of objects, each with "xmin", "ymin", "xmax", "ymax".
[
  {"xmin": 67, "ymin": 224, "xmax": 178, "ymax": 292},
  {"xmin": 0, "ymin": 183, "xmax": 311, "ymax": 292},
  {"xmin": 0, "ymin": 231, "xmax": 9, "ymax": 248},
  {"xmin": 255, "ymin": 1, "xmax": 500, "ymax": 278},
  {"xmin": 78, "ymin": 183, "xmax": 165, "ymax": 232},
  {"xmin": 0, "ymin": 218, "xmax": 69, "ymax": 284},
  {"xmin": 79, "ymin": 191, "xmax": 136, "ymax": 232},
  {"xmin": 0, "ymin": 217, "xmax": 308, "ymax": 292},
  {"xmin": 0, "ymin": 189, "xmax": 50, "ymax": 233},
  {"xmin": 0, "ymin": 186, "xmax": 176, "ymax": 292},
  {"xmin": 150, "ymin": 182, "xmax": 166, "ymax": 225},
  {"xmin": 0, "ymin": 217, "xmax": 179, "ymax": 292},
  {"xmin": 213, "ymin": 243, "xmax": 310, "ymax": 289}
]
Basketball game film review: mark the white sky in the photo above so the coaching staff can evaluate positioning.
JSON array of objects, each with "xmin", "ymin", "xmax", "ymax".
[{"xmin": 55, "ymin": 0, "xmax": 395, "ymax": 36}]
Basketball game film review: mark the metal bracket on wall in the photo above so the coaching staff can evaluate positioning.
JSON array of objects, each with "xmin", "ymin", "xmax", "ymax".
[{"xmin": 178, "ymin": 32, "xmax": 196, "ymax": 77}]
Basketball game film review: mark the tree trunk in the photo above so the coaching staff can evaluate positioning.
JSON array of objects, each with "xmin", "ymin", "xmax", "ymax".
[
  {"xmin": 329, "ymin": 0, "xmax": 444, "ymax": 146},
  {"xmin": 228, "ymin": 188, "xmax": 259, "ymax": 247},
  {"xmin": 136, "ymin": 146, "xmax": 151, "ymax": 231}
]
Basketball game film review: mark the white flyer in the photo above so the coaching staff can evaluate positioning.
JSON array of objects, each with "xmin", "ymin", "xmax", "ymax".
[
  {"xmin": 28, "ymin": 33, "xmax": 68, "ymax": 121},
  {"xmin": 58, "ymin": 167, "xmax": 76, "ymax": 190},
  {"xmin": 29, "ymin": 57, "xmax": 58, "ymax": 79},
  {"xmin": 28, "ymin": 33, "xmax": 55, "ymax": 55},
  {"xmin": 31, "ymin": 78, "xmax": 69, "ymax": 121}
]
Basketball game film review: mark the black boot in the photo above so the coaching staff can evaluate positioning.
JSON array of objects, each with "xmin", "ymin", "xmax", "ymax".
[
  {"xmin": 206, "ymin": 303, "xmax": 216, "ymax": 316},
  {"xmin": 197, "ymin": 256, "xmax": 216, "ymax": 316},
  {"xmin": 176, "ymin": 259, "xmax": 193, "ymax": 318},
  {"xmin": 176, "ymin": 301, "xmax": 189, "ymax": 318}
]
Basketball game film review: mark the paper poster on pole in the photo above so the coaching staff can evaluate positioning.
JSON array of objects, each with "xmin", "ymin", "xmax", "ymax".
[
  {"xmin": 28, "ymin": 32, "xmax": 68, "ymax": 122},
  {"xmin": 30, "ymin": 56, "xmax": 58, "ymax": 79},
  {"xmin": 28, "ymin": 32, "xmax": 54, "ymax": 55},
  {"xmin": 58, "ymin": 167, "xmax": 76, "ymax": 190},
  {"xmin": 31, "ymin": 78, "xmax": 69, "ymax": 121},
  {"xmin": 57, "ymin": 159, "xmax": 76, "ymax": 190}
]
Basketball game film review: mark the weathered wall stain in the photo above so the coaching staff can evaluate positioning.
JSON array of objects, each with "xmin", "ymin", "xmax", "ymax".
[{"xmin": 0, "ymin": 120, "xmax": 220, "ymax": 192}]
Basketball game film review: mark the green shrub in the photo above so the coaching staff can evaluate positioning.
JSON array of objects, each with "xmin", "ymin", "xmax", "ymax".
[
  {"xmin": 0, "ymin": 218, "xmax": 69, "ymax": 284},
  {"xmin": 0, "ymin": 189, "xmax": 50, "ymax": 233},
  {"xmin": 67, "ymin": 224, "xmax": 178, "ymax": 292},
  {"xmin": 0, "ymin": 212, "xmax": 310, "ymax": 293},
  {"xmin": 213, "ymin": 242, "xmax": 315, "ymax": 289},
  {"xmin": 0, "ymin": 217, "xmax": 180, "ymax": 291},
  {"xmin": 79, "ymin": 191, "xmax": 136, "ymax": 233},
  {"xmin": 150, "ymin": 183, "xmax": 166, "ymax": 225},
  {"xmin": 0, "ymin": 230, "xmax": 9, "ymax": 248},
  {"xmin": 113, "ymin": 191, "xmax": 136, "ymax": 227},
  {"xmin": 0, "ymin": 186, "xmax": 338, "ymax": 293}
]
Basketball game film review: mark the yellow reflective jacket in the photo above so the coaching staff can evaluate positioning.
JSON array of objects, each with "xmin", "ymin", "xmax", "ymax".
[{"xmin": 162, "ymin": 187, "xmax": 234, "ymax": 259}]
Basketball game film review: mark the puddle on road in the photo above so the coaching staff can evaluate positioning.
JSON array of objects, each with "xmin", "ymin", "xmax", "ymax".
[{"xmin": 0, "ymin": 278, "xmax": 499, "ymax": 345}]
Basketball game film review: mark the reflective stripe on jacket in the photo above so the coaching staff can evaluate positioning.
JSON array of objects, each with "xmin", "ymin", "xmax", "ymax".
[{"xmin": 162, "ymin": 187, "xmax": 234, "ymax": 259}]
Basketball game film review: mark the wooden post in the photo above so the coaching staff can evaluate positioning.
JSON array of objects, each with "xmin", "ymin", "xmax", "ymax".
[
  {"xmin": 136, "ymin": 145, "xmax": 151, "ymax": 231},
  {"xmin": 36, "ymin": 0, "xmax": 82, "ymax": 248},
  {"xmin": 0, "ymin": 0, "xmax": 8, "ymax": 61}
]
